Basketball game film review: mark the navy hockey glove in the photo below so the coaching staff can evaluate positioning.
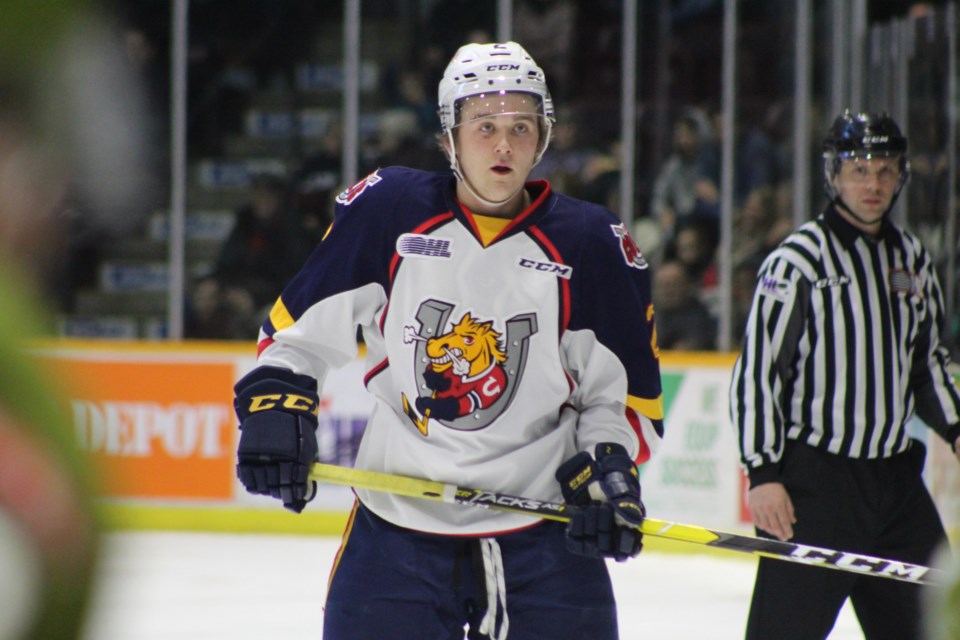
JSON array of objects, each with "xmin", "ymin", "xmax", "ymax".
[
  {"xmin": 556, "ymin": 443, "xmax": 645, "ymax": 562},
  {"xmin": 234, "ymin": 366, "xmax": 320, "ymax": 513}
]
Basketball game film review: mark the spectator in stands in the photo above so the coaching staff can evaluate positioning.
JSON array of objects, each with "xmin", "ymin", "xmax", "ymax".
[
  {"xmin": 652, "ymin": 259, "xmax": 717, "ymax": 351},
  {"xmin": 292, "ymin": 125, "xmax": 342, "ymax": 238},
  {"xmin": 668, "ymin": 219, "xmax": 718, "ymax": 290},
  {"xmin": 369, "ymin": 109, "xmax": 445, "ymax": 174},
  {"xmin": 212, "ymin": 173, "xmax": 313, "ymax": 309},
  {"xmin": 186, "ymin": 173, "xmax": 315, "ymax": 339},
  {"xmin": 664, "ymin": 219, "xmax": 719, "ymax": 319},
  {"xmin": 650, "ymin": 110, "xmax": 720, "ymax": 242},
  {"xmin": 732, "ymin": 184, "xmax": 792, "ymax": 268},
  {"xmin": 731, "ymin": 252, "xmax": 766, "ymax": 350},
  {"xmin": 708, "ymin": 103, "xmax": 780, "ymax": 207},
  {"xmin": 532, "ymin": 109, "xmax": 613, "ymax": 203},
  {"xmin": 381, "ymin": 66, "xmax": 438, "ymax": 135},
  {"xmin": 577, "ymin": 140, "xmax": 623, "ymax": 212},
  {"xmin": 184, "ymin": 276, "xmax": 259, "ymax": 340}
]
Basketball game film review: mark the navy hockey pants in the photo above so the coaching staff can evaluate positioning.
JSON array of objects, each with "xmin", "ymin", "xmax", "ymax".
[
  {"xmin": 323, "ymin": 502, "xmax": 620, "ymax": 640},
  {"xmin": 745, "ymin": 441, "xmax": 948, "ymax": 640}
]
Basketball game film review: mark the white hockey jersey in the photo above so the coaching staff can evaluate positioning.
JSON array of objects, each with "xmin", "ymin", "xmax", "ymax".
[{"xmin": 255, "ymin": 167, "xmax": 664, "ymax": 535}]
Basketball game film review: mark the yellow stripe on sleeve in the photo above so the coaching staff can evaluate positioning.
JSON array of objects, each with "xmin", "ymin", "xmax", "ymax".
[
  {"xmin": 627, "ymin": 394, "xmax": 664, "ymax": 420},
  {"xmin": 268, "ymin": 298, "xmax": 296, "ymax": 331}
]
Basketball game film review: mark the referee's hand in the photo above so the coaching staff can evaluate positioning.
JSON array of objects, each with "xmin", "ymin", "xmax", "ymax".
[{"xmin": 748, "ymin": 482, "xmax": 796, "ymax": 541}]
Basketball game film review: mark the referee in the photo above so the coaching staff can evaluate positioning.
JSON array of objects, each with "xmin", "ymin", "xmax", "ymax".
[{"xmin": 729, "ymin": 110, "xmax": 960, "ymax": 640}]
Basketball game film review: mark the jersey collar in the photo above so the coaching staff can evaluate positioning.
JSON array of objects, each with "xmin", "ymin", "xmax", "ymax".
[
  {"xmin": 446, "ymin": 177, "xmax": 553, "ymax": 246},
  {"xmin": 822, "ymin": 203, "xmax": 898, "ymax": 248}
]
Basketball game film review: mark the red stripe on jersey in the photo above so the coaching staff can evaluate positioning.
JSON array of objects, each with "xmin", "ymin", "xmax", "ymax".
[
  {"xmin": 388, "ymin": 212, "xmax": 455, "ymax": 282},
  {"xmin": 378, "ymin": 300, "xmax": 390, "ymax": 335},
  {"xmin": 256, "ymin": 337, "xmax": 275, "ymax": 358},
  {"xmin": 462, "ymin": 180, "xmax": 552, "ymax": 245},
  {"xmin": 625, "ymin": 407, "xmax": 651, "ymax": 464},
  {"xmin": 460, "ymin": 206, "xmax": 483, "ymax": 241},
  {"xmin": 528, "ymin": 225, "xmax": 571, "ymax": 333},
  {"xmin": 384, "ymin": 211, "xmax": 454, "ymax": 333},
  {"xmin": 363, "ymin": 358, "xmax": 389, "ymax": 388}
]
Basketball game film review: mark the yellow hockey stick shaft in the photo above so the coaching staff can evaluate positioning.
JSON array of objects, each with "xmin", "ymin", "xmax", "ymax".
[{"xmin": 310, "ymin": 462, "xmax": 943, "ymax": 585}]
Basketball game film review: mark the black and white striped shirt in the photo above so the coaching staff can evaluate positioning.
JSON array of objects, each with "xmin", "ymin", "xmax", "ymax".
[{"xmin": 730, "ymin": 205, "xmax": 960, "ymax": 485}]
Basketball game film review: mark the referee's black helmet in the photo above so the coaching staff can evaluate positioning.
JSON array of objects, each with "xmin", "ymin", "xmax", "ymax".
[{"xmin": 823, "ymin": 110, "xmax": 910, "ymax": 199}]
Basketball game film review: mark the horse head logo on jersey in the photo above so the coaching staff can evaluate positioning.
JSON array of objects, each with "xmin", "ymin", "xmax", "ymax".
[{"xmin": 401, "ymin": 299, "xmax": 538, "ymax": 435}]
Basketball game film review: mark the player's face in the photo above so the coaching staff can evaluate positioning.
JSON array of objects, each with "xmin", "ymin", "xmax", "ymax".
[
  {"xmin": 453, "ymin": 92, "xmax": 541, "ymax": 214},
  {"xmin": 831, "ymin": 156, "xmax": 901, "ymax": 234}
]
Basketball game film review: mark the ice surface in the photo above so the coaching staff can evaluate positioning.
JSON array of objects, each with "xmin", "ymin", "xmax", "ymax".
[{"xmin": 81, "ymin": 531, "xmax": 865, "ymax": 639}]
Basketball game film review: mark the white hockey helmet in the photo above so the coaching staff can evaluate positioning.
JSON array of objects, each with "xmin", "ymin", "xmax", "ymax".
[{"xmin": 438, "ymin": 41, "xmax": 555, "ymax": 163}]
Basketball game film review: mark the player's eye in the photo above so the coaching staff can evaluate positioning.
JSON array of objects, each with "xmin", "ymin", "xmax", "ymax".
[{"xmin": 878, "ymin": 166, "xmax": 897, "ymax": 181}]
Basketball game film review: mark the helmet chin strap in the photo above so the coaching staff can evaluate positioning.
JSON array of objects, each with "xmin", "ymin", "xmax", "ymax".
[
  {"xmin": 830, "ymin": 177, "xmax": 904, "ymax": 229},
  {"xmin": 834, "ymin": 196, "xmax": 887, "ymax": 228},
  {"xmin": 446, "ymin": 132, "xmax": 526, "ymax": 210}
]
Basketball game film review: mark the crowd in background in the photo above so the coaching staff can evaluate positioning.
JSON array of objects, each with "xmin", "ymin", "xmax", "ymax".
[{"xmin": 41, "ymin": 0, "xmax": 957, "ymax": 352}]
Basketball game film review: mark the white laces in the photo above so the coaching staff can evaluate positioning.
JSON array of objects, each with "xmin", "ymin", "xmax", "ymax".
[{"xmin": 477, "ymin": 537, "xmax": 509, "ymax": 640}]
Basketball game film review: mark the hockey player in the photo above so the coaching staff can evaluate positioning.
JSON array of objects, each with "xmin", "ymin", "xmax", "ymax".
[
  {"xmin": 233, "ymin": 41, "xmax": 663, "ymax": 639},
  {"xmin": 730, "ymin": 111, "xmax": 960, "ymax": 639}
]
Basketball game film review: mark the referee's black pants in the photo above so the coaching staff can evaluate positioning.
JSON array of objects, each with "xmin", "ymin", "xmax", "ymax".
[{"xmin": 745, "ymin": 440, "xmax": 948, "ymax": 640}]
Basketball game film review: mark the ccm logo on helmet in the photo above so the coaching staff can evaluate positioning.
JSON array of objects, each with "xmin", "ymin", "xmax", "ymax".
[
  {"xmin": 862, "ymin": 135, "xmax": 890, "ymax": 144},
  {"xmin": 487, "ymin": 64, "xmax": 520, "ymax": 71}
]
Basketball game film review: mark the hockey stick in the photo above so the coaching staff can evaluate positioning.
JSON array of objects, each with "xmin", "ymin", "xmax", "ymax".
[{"xmin": 310, "ymin": 462, "xmax": 945, "ymax": 586}]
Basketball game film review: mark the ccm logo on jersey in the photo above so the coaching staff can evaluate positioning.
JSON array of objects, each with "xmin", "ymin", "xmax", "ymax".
[
  {"xmin": 336, "ymin": 170, "xmax": 382, "ymax": 205},
  {"xmin": 610, "ymin": 224, "xmax": 648, "ymax": 269},
  {"xmin": 814, "ymin": 275, "xmax": 850, "ymax": 289},
  {"xmin": 518, "ymin": 257, "xmax": 572, "ymax": 279}
]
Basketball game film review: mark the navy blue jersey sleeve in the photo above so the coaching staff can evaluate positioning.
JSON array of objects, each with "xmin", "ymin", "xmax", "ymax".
[
  {"xmin": 261, "ymin": 167, "xmax": 446, "ymax": 338},
  {"xmin": 567, "ymin": 209, "xmax": 663, "ymax": 421}
]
